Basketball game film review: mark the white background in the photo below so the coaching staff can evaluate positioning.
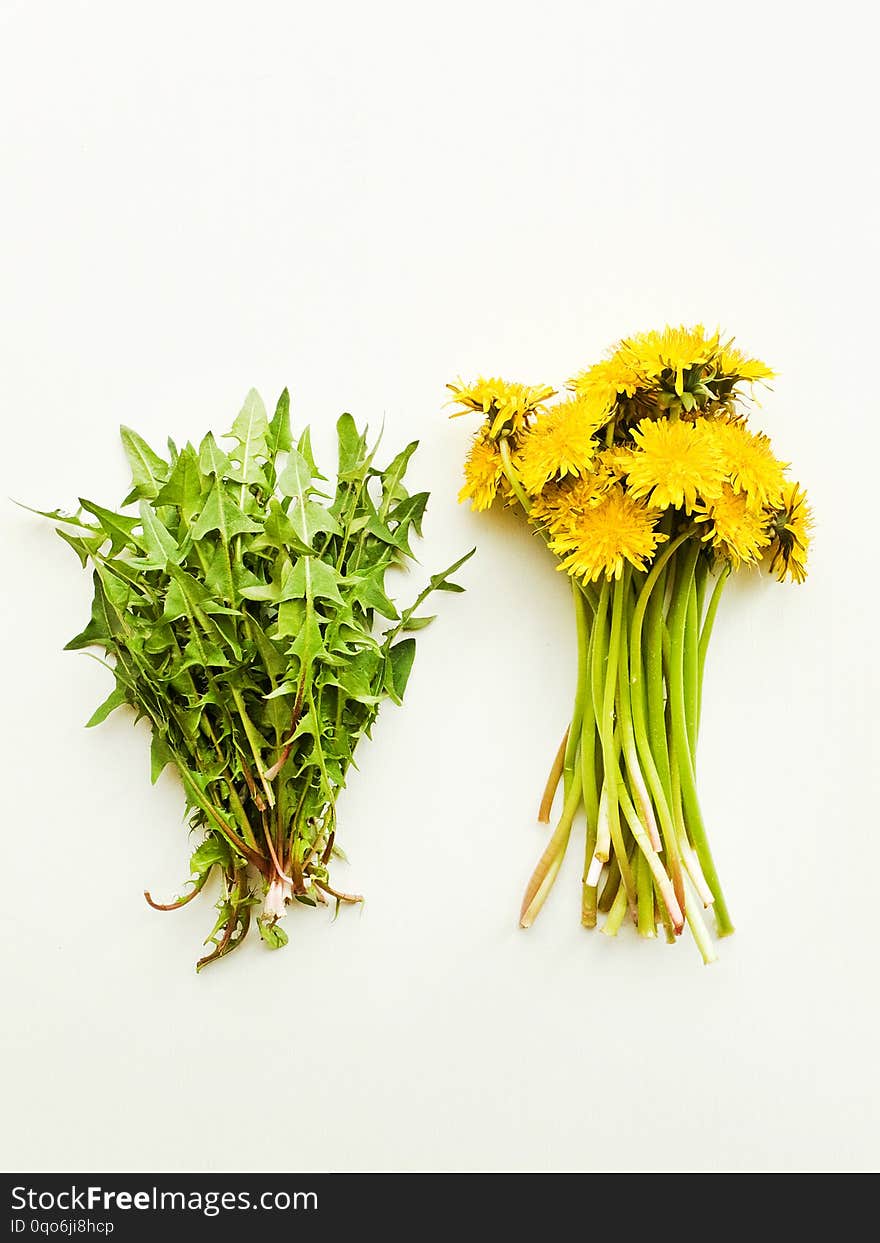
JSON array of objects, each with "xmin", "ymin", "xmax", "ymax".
[{"xmin": 1, "ymin": 0, "xmax": 877, "ymax": 1174}]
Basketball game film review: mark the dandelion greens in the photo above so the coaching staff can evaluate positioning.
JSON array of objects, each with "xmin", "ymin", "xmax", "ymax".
[{"xmin": 37, "ymin": 390, "xmax": 472, "ymax": 969}]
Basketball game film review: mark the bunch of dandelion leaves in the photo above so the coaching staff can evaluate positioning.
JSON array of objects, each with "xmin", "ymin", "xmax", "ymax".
[{"xmin": 36, "ymin": 391, "xmax": 472, "ymax": 969}]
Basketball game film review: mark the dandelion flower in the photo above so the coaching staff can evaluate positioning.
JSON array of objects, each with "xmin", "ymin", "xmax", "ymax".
[
  {"xmin": 710, "ymin": 420, "xmax": 787, "ymax": 509},
  {"xmin": 516, "ymin": 399, "xmax": 601, "ymax": 495},
  {"xmin": 716, "ymin": 345, "xmax": 774, "ymax": 383},
  {"xmin": 695, "ymin": 485, "xmax": 771, "ymax": 566},
  {"xmin": 597, "ymin": 444, "xmax": 636, "ymax": 481},
  {"xmin": 459, "ymin": 435, "xmax": 503, "ymax": 511},
  {"xmin": 548, "ymin": 484, "xmax": 667, "ymax": 582},
  {"xmin": 566, "ymin": 356, "xmax": 643, "ymax": 423},
  {"xmin": 627, "ymin": 417, "xmax": 725, "ymax": 512},
  {"xmin": 767, "ymin": 482, "xmax": 812, "ymax": 583},
  {"xmin": 447, "ymin": 377, "xmax": 555, "ymax": 441},
  {"xmin": 622, "ymin": 323, "xmax": 720, "ymax": 384}
]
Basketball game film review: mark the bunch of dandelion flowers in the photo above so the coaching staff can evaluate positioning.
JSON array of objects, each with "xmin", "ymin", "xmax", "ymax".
[{"xmin": 451, "ymin": 327, "xmax": 812, "ymax": 963}]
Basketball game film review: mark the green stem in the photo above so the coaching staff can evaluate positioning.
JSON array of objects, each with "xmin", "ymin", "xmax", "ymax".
[
  {"xmin": 498, "ymin": 438, "xmax": 531, "ymax": 513},
  {"xmin": 602, "ymin": 870, "xmax": 629, "ymax": 937},
  {"xmin": 698, "ymin": 564, "xmax": 730, "ymax": 732},
  {"xmin": 667, "ymin": 541, "xmax": 734, "ymax": 937},
  {"xmin": 629, "ymin": 530, "xmax": 691, "ymax": 913},
  {"xmin": 616, "ymin": 775, "xmax": 683, "ymax": 931},
  {"xmin": 684, "ymin": 568, "xmax": 700, "ymax": 764},
  {"xmin": 580, "ymin": 689, "xmax": 600, "ymax": 928},
  {"xmin": 564, "ymin": 580, "xmax": 590, "ymax": 795},
  {"xmin": 617, "ymin": 571, "xmax": 660, "ymax": 853},
  {"xmin": 637, "ymin": 850, "xmax": 655, "ymax": 938},
  {"xmin": 520, "ymin": 767, "xmax": 583, "ymax": 928}
]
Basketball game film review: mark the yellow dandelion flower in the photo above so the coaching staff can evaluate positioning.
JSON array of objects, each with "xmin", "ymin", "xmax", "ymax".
[
  {"xmin": 597, "ymin": 444, "xmax": 636, "ymax": 481},
  {"xmin": 694, "ymin": 485, "xmax": 771, "ymax": 567},
  {"xmin": 459, "ymin": 435, "xmax": 503, "ymax": 511},
  {"xmin": 623, "ymin": 324, "xmax": 720, "ymax": 385},
  {"xmin": 530, "ymin": 469, "xmax": 611, "ymax": 528},
  {"xmin": 516, "ymin": 398, "xmax": 602, "ymax": 495},
  {"xmin": 709, "ymin": 420, "xmax": 788, "ymax": 509},
  {"xmin": 447, "ymin": 377, "xmax": 555, "ymax": 441},
  {"xmin": 767, "ymin": 482, "xmax": 811, "ymax": 584},
  {"xmin": 626, "ymin": 417, "xmax": 725, "ymax": 513},
  {"xmin": 716, "ymin": 345, "xmax": 775, "ymax": 383},
  {"xmin": 548, "ymin": 484, "xmax": 667, "ymax": 582},
  {"xmin": 566, "ymin": 356, "xmax": 643, "ymax": 423}
]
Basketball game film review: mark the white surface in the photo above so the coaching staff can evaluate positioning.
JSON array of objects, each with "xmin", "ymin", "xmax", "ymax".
[{"xmin": 1, "ymin": 0, "xmax": 877, "ymax": 1174}]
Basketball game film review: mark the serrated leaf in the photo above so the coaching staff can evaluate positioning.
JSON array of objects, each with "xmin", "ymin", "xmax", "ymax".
[
  {"xmin": 267, "ymin": 388, "xmax": 293, "ymax": 457},
  {"xmin": 346, "ymin": 571, "xmax": 399, "ymax": 619},
  {"xmin": 279, "ymin": 450, "xmax": 341, "ymax": 547},
  {"xmin": 85, "ymin": 685, "xmax": 128, "ymax": 727},
  {"xmin": 227, "ymin": 388, "xmax": 269, "ymax": 487},
  {"xmin": 65, "ymin": 573, "xmax": 117, "ymax": 649},
  {"xmin": 190, "ymin": 834, "xmax": 232, "ymax": 877},
  {"xmin": 54, "ymin": 527, "xmax": 105, "ymax": 566},
  {"xmin": 78, "ymin": 498, "xmax": 144, "ymax": 556},
  {"xmin": 258, "ymin": 919, "xmax": 289, "ymax": 948},
  {"xmin": 120, "ymin": 426, "xmax": 168, "ymax": 500},
  {"xmin": 402, "ymin": 614, "xmax": 436, "ymax": 631},
  {"xmin": 380, "ymin": 440, "xmax": 419, "ymax": 510},
  {"xmin": 386, "ymin": 638, "xmax": 416, "ymax": 704},
  {"xmin": 138, "ymin": 501, "xmax": 181, "ymax": 568},
  {"xmin": 336, "ymin": 413, "xmax": 365, "ymax": 479},
  {"xmin": 275, "ymin": 598, "xmax": 306, "ymax": 638},
  {"xmin": 430, "ymin": 548, "xmax": 476, "ymax": 590},
  {"xmin": 289, "ymin": 608, "xmax": 325, "ymax": 680},
  {"xmin": 191, "ymin": 481, "xmax": 261, "ymax": 542},
  {"xmin": 154, "ymin": 444, "xmax": 204, "ymax": 522},
  {"xmin": 150, "ymin": 732, "xmax": 175, "ymax": 784},
  {"xmin": 279, "ymin": 557, "xmax": 344, "ymax": 605},
  {"xmin": 198, "ymin": 431, "xmax": 231, "ymax": 479},
  {"xmin": 255, "ymin": 499, "xmax": 313, "ymax": 556},
  {"xmin": 297, "ymin": 426, "xmax": 323, "ymax": 478}
]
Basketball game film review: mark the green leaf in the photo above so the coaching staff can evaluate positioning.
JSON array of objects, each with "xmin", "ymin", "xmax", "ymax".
[
  {"xmin": 154, "ymin": 444, "xmax": 204, "ymax": 521},
  {"xmin": 150, "ymin": 732, "xmax": 175, "ymax": 784},
  {"xmin": 65, "ymin": 573, "xmax": 116, "ymax": 649},
  {"xmin": 227, "ymin": 388, "xmax": 269, "ymax": 485},
  {"xmin": 85, "ymin": 685, "xmax": 128, "ymax": 727},
  {"xmin": 279, "ymin": 449, "xmax": 341, "ymax": 547},
  {"xmin": 191, "ymin": 481, "xmax": 261, "ymax": 542},
  {"xmin": 402, "ymin": 614, "xmax": 436, "ymax": 631},
  {"xmin": 198, "ymin": 431, "xmax": 231, "ymax": 479},
  {"xmin": 190, "ymin": 834, "xmax": 232, "ymax": 877},
  {"xmin": 296, "ymin": 426, "xmax": 323, "ymax": 478},
  {"xmin": 336, "ymin": 413, "xmax": 365, "ymax": 479},
  {"xmin": 267, "ymin": 388, "xmax": 293, "ymax": 458},
  {"xmin": 289, "ymin": 607, "xmax": 326, "ymax": 679},
  {"xmin": 429, "ymin": 548, "xmax": 476, "ymax": 592},
  {"xmin": 386, "ymin": 638, "xmax": 417, "ymax": 703},
  {"xmin": 78, "ymin": 498, "xmax": 144, "ymax": 556},
  {"xmin": 162, "ymin": 565, "xmax": 212, "ymax": 622},
  {"xmin": 380, "ymin": 439, "xmax": 419, "ymax": 512},
  {"xmin": 256, "ymin": 499, "xmax": 313, "ymax": 556},
  {"xmin": 138, "ymin": 501, "xmax": 181, "ymax": 568},
  {"xmin": 279, "ymin": 557, "xmax": 344, "ymax": 605},
  {"xmin": 120, "ymin": 426, "xmax": 169, "ymax": 500},
  {"xmin": 258, "ymin": 919, "xmax": 289, "ymax": 949},
  {"xmin": 346, "ymin": 571, "xmax": 399, "ymax": 619},
  {"xmin": 275, "ymin": 599, "xmax": 306, "ymax": 638},
  {"xmin": 54, "ymin": 527, "xmax": 105, "ymax": 566}
]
